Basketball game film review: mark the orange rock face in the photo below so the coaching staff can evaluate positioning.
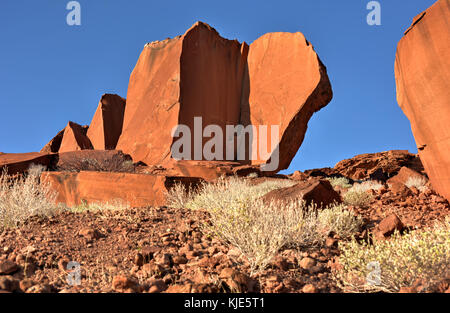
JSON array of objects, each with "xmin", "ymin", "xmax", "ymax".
[
  {"xmin": 87, "ymin": 94, "xmax": 126, "ymax": 150},
  {"xmin": 395, "ymin": 0, "xmax": 450, "ymax": 201},
  {"xmin": 41, "ymin": 128, "xmax": 65, "ymax": 153},
  {"xmin": 0, "ymin": 152, "xmax": 57, "ymax": 175},
  {"xmin": 117, "ymin": 21, "xmax": 332, "ymax": 173},
  {"xmin": 41, "ymin": 171, "xmax": 202, "ymax": 208},
  {"xmin": 59, "ymin": 122, "xmax": 93, "ymax": 153},
  {"xmin": 243, "ymin": 32, "xmax": 332, "ymax": 171},
  {"xmin": 117, "ymin": 22, "xmax": 248, "ymax": 166}
]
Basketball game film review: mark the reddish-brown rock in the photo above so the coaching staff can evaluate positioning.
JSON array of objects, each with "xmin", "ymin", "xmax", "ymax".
[
  {"xmin": 117, "ymin": 22, "xmax": 248, "ymax": 167},
  {"xmin": 0, "ymin": 152, "xmax": 57, "ymax": 175},
  {"xmin": 387, "ymin": 166, "xmax": 427, "ymax": 187},
  {"xmin": 333, "ymin": 150, "xmax": 424, "ymax": 181},
  {"xmin": 40, "ymin": 128, "xmax": 65, "ymax": 153},
  {"xmin": 261, "ymin": 178, "xmax": 342, "ymax": 208},
  {"xmin": 395, "ymin": 0, "xmax": 450, "ymax": 201},
  {"xmin": 376, "ymin": 214, "xmax": 404, "ymax": 238},
  {"xmin": 41, "ymin": 171, "xmax": 202, "ymax": 208},
  {"xmin": 59, "ymin": 122, "xmax": 93, "ymax": 153},
  {"xmin": 87, "ymin": 94, "xmax": 126, "ymax": 150},
  {"xmin": 243, "ymin": 32, "xmax": 332, "ymax": 171}
]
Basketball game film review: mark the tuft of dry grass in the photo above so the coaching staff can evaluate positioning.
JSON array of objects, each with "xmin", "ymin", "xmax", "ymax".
[
  {"xmin": 405, "ymin": 176, "xmax": 428, "ymax": 192},
  {"xmin": 0, "ymin": 165, "xmax": 58, "ymax": 229},
  {"xmin": 342, "ymin": 180, "xmax": 382, "ymax": 207},
  {"xmin": 333, "ymin": 217, "xmax": 450, "ymax": 293}
]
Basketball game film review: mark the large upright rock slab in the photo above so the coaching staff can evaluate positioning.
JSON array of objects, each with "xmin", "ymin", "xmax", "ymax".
[
  {"xmin": 116, "ymin": 22, "xmax": 248, "ymax": 166},
  {"xmin": 87, "ymin": 94, "xmax": 126, "ymax": 150},
  {"xmin": 242, "ymin": 32, "xmax": 332, "ymax": 171},
  {"xmin": 395, "ymin": 0, "xmax": 450, "ymax": 200},
  {"xmin": 59, "ymin": 121, "xmax": 93, "ymax": 153}
]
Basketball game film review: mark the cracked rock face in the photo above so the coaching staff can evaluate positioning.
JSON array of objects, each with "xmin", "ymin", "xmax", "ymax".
[
  {"xmin": 116, "ymin": 21, "xmax": 332, "ymax": 172},
  {"xmin": 395, "ymin": 0, "xmax": 450, "ymax": 201}
]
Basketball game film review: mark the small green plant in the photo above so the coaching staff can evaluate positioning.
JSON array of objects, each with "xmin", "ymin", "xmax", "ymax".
[
  {"xmin": 333, "ymin": 218, "xmax": 450, "ymax": 292},
  {"xmin": 327, "ymin": 177, "xmax": 352, "ymax": 189},
  {"xmin": 317, "ymin": 204, "xmax": 364, "ymax": 239},
  {"xmin": 350, "ymin": 180, "xmax": 384, "ymax": 193},
  {"xmin": 0, "ymin": 165, "xmax": 58, "ymax": 229},
  {"xmin": 405, "ymin": 176, "xmax": 428, "ymax": 192}
]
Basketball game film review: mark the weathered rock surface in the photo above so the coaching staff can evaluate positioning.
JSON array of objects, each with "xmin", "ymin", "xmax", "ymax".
[
  {"xmin": 116, "ymin": 22, "xmax": 248, "ymax": 167},
  {"xmin": 395, "ymin": 0, "xmax": 450, "ymax": 201},
  {"xmin": 40, "ymin": 129, "xmax": 65, "ymax": 153},
  {"xmin": 0, "ymin": 152, "xmax": 57, "ymax": 175},
  {"xmin": 41, "ymin": 171, "xmax": 202, "ymax": 208},
  {"xmin": 387, "ymin": 166, "xmax": 427, "ymax": 189},
  {"xmin": 333, "ymin": 150, "xmax": 424, "ymax": 181},
  {"xmin": 87, "ymin": 94, "xmax": 126, "ymax": 150},
  {"xmin": 116, "ymin": 21, "xmax": 332, "ymax": 173},
  {"xmin": 59, "ymin": 122, "xmax": 93, "ymax": 153},
  {"xmin": 243, "ymin": 32, "xmax": 332, "ymax": 171},
  {"xmin": 261, "ymin": 178, "xmax": 342, "ymax": 208}
]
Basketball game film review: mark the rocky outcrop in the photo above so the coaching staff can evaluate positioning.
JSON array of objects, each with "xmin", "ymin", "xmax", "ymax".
[
  {"xmin": 59, "ymin": 122, "xmax": 93, "ymax": 153},
  {"xmin": 0, "ymin": 152, "xmax": 57, "ymax": 175},
  {"xmin": 87, "ymin": 94, "xmax": 126, "ymax": 150},
  {"xmin": 55, "ymin": 150, "xmax": 133, "ymax": 172},
  {"xmin": 243, "ymin": 32, "xmax": 332, "ymax": 171},
  {"xmin": 41, "ymin": 171, "xmax": 202, "ymax": 208},
  {"xmin": 116, "ymin": 21, "xmax": 332, "ymax": 172},
  {"xmin": 40, "ymin": 128, "xmax": 65, "ymax": 153},
  {"xmin": 333, "ymin": 150, "xmax": 424, "ymax": 181},
  {"xmin": 116, "ymin": 22, "xmax": 248, "ymax": 167},
  {"xmin": 395, "ymin": 0, "xmax": 450, "ymax": 201}
]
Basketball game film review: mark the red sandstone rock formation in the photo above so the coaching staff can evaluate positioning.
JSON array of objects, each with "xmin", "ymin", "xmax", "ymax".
[
  {"xmin": 333, "ymin": 150, "xmax": 424, "ymax": 181},
  {"xmin": 395, "ymin": 0, "xmax": 450, "ymax": 201},
  {"xmin": 0, "ymin": 152, "xmax": 57, "ymax": 175},
  {"xmin": 41, "ymin": 171, "xmax": 201, "ymax": 208},
  {"xmin": 116, "ymin": 22, "xmax": 248, "ymax": 167},
  {"xmin": 87, "ymin": 94, "xmax": 126, "ymax": 150},
  {"xmin": 59, "ymin": 121, "xmax": 93, "ymax": 153},
  {"xmin": 243, "ymin": 32, "xmax": 332, "ymax": 171},
  {"xmin": 40, "ymin": 128, "xmax": 65, "ymax": 153},
  {"xmin": 116, "ymin": 21, "xmax": 332, "ymax": 172}
]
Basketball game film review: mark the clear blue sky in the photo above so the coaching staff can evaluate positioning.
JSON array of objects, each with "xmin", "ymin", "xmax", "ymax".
[{"xmin": 0, "ymin": 0, "xmax": 436, "ymax": 173}]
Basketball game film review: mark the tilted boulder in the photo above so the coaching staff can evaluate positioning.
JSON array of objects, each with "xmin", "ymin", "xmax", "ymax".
[
  {"xmin": 87, "ymin": 94, "xmax": 126, "ymax": 150},
  {"xmin": 242, "ymin": 32, "xmax": 332, "ymax": 171},
  {"xmin": 59, "ymin": 121, "xmax": 93, "ymax": 153},
  {"xmin": 116, "ymin": 22, "xmax": 248, "ymax": 167},
  {"xmin": 260, "ymin": 178, "xmax": 342, "ymax": 208},
  {"xmin": 395, "ymin": 0, "xmax": 450, "ymax": 200}
]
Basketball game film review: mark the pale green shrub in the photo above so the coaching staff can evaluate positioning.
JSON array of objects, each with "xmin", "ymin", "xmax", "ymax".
[
  {"xmin": 327, "ymin": 177, "xmax": 352, "ymax": 189},
  {"xmin": 317, "ymin": 204, "xmax": 364, "ymax": 239},
  {"xmin": 350, "ymin": 180, "xmax": 384, "ymax": 193},
  {"xmin": 165, "ymin": 183, "xmax": 194, "ymax": 209},
  {"xmin": 0, "ymin": 165, "xmax": 58, "ymax": 229},
  {"xmin": 334, "ymin": 219, "xmax": 450, "ymax": 292}
]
